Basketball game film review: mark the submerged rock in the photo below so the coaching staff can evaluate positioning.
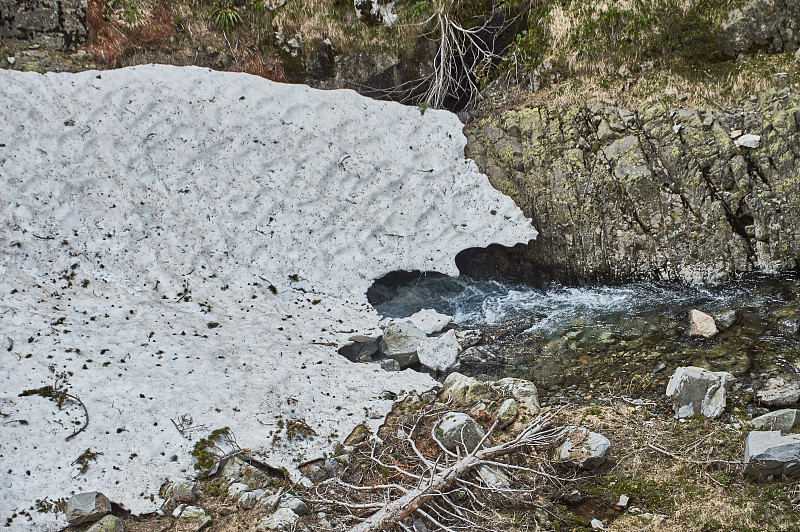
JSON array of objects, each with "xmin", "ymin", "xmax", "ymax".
[
  {"xmin": 559, "ymin": 426, "xmax": 611, "ymax": 469},
  {"xmin": 744, "ymin": 430, "xmax": 800, "ymax": 478},
  {"xmin": 666, "ymin": 366, "xmax": 734, "ymax": 419}
]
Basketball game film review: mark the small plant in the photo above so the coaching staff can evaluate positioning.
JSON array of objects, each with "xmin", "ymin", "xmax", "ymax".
[
  {"xmin": 73, "ymin": 448, "xmax": 100, "ymax": 474},
  {"xmin": 209, "ymin": 0, "xmax": 243, "ymax": 36},
  {"xmin": 191, "ymin": 427, "xmax": 242, "ymax": 478}
]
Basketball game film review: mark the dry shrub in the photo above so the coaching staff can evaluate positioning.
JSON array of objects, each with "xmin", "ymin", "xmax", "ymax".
[
  {"xmin": 237, "ymin": 48, "xmax": 287, "ymax": 81},
  {"xmin": 83, "ymin": 0, "xmax": 176, "ymax": 63}
]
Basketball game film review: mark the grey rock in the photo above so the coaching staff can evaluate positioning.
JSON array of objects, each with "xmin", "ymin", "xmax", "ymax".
[
  {"xmin": 380, "ymin": 358, "xmax": 401, "ymax": 371},
  {"xmin": 455, "ymin": 329, "xmax": 482, "ymax": 349},
  {"xmin": 463, "ymin": 92, "xmax": 800, "ymax": 286},
  {"xmin": 354, "ymin": 0, "xmax": 397, "ymax": 26},
  {"xmin": 665, "ymin": 366, "xmax": 735, "ymax": 419},
  {"xmin": 413, "ymin": 518, "xmax": 429, "ymax": 532},
  {"xmin": 591, "ymin": 518, "xmax": 605, "ymax": 530},
  {"xmin": 66, "ymin": 491, "xmax": 111, "ymax": 525},
  {"xmin": 257, "ymin": 507, "xmax": 299, "ymax": 530},
  {"xmin": 493, "ymin": 377, "xmax": 540, "ymax": 414},
  {"xmin": 417, "ymin": 330, "xmax": 461, "ymax": 372},
  {"xmin": 279, "ymin": 495, "xmax": 310, "ymax": 516},
  {"xmin": 758, "ymin": 376, "xmax": 800, "ymax": 407},
  {"xmin": 86, "ymin": 515, "xmax": 124, "ymax": 532},
  {"xmin": 744, "ymin": 430, "xmax": 800, "ymax": 478},
  {"xmin": 379, "ymin": 320, "xmax": 426, "ymax": 368},
  {"xmin": 476, "ymin": 464, "xmax": 511, "ymax": 489},
  {"xmin": 714, "ymin": 309, "xmax": 738, "ymax": 330},
  {"xmin": 559, "ymin": 426, "xmax": 611, "ymax": 469},
  {"xmin": 751, "ymin": 409, "xmax": 800, "ymax": 431},
  {"xmin": 179, "ymin": 506, "xmax": 211, "ymax": 530},
  {"xmin": 439, "ymin": 372, "xmax": 489, "ymax": 404},
  {"xmin": 161, "ymin": 480, "xmax": 196, "ymax": 503},
  {"xmin": 724, "ymin": 0, "xmax": 800, "ymax": 55},
  {"xmin": 736, "ymin": 134, "xmax": 761, "ymax": 148},
  {"xmin": 227, "ymin": 482, "xmax": 250, "ymax": 501},
  {"xmin": 239, "ymin": 489, "xmax": 265, "ymax": 509},
  {"xmin": 435, "ymin": 412, "xmax": 485, "ymax": 452},
  {"xmin": 339, "ymin": 338, "xmax": 380, "ymax": 362}
]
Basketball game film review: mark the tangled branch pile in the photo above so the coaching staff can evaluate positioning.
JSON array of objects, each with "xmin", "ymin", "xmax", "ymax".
[{"xmin": 312, "ymin": 400, "xmax": 571, "ymax": 532}]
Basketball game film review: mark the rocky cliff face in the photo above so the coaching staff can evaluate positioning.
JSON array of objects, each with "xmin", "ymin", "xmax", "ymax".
[
  {"xmin": 0, "ymin": 0, "xmax": 88, "ymax": 51},
  {"xmin": 464, "ymin": 89, "xmax": 800, "ymax": 285}
]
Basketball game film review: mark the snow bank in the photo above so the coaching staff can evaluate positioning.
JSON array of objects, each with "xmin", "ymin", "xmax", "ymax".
[{"xmin": 0, "ymin": 65, "xmax": 535, "ymax": 530}]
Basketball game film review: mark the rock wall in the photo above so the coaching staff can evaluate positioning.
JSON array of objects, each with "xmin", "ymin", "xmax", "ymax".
[
  {"xmin": 464, "ymin": 89, "xmax": 800, "ymax": 285},
  {"xmin": 724, "ymin": 0, "xmax": 800, "ymax": 56},
  {"xmin": 0, "ymin": 0, "xmax": 88, "ymax": 51}
]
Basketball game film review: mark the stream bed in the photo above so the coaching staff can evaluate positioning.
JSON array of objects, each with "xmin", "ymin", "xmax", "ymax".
[{"xmin": 370, "ymin": 272, "xmax": 800, "ymax": 396}]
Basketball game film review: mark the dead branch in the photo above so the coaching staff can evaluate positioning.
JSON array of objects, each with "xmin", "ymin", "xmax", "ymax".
[{"xmin": 339, "ymin": 409, "xmax": 565, "ymax": 532}]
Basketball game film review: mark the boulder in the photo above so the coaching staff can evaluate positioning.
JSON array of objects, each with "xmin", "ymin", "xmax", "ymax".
[
  {"xmin": 440, "ymin": 372, "xmax": 490, "ymax": 404},
  {"xmin": 0, "ymin": 0, "xmax": 89, "ymax": 51},
  {"xmin": 379, "ymin": 320, "xmax": 426, "ymax": 368},
  {"xmin": 689, "ymin": 310, "xmax": 718, "ymax": 337},
  {"xmin": 435, "ymin": 412, "xmax": 485, "ymax": 452},
  {"xmin": 257, "ymin": 507, "xmax": 299, "ymax": 531},
  {"xmin": 238, "ymin": 489, "xmax": 265, "ymax": 509},
  {"xmin": 408, "ymin": 309, "xmax": 452, "ymax": 335},
  {"xmin": 227, "ymin": 482, "xmax": 250, "ymax": 501},
  {"xmin": 714, "ymin": 309, "xmax": 738, "ymax": 330},
  {"xmin": 86, "ymin": 515, "xmax": 124, "ymax": 532},
  {"xmin": 493, "ymin": 377, "xmax": 540, "ymax": 414},
  {"xmin": 417, "ymin": 330, "xmax": 461, "ymax": 372},
  {"xmin": 66, "ymin": 491, "xmax": 111, "ymax": 525},
  {"xmin": 665, "ymin": 366, "xmax": 735, "ymax": 419},
  {"xmin": 559, "ymin": 426, "xmax": 611, "ymax": 469},
  {"xmin": 743, "ymin": 430, "xmax": 800, "ymax": 478},
  {"xmin": 757, "ymin": 376, "xmax": 800, "ymax": 407},
  {"xmin": 161, "ymin": 480, "xmax": 196, "ymax": 503},
  {"xmin": 178, "ymin": 506, "xmax": 211, "ymax": 530},
  {"xmin": 751, "ymin": 409, "xmax": 800, "ymax": 431},
  {"xmin": 496, "ymin": 398, "xmax": 519, "ymax": 429},
  {"xmin": 280, "ymin": 496, "xmax": 310, "ymax": 516}
]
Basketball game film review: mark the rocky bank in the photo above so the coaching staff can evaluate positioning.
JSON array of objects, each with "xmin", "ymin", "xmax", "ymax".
[{"xmin": 463, "ymin": 88, "xmax": 800, "ymax": 285}]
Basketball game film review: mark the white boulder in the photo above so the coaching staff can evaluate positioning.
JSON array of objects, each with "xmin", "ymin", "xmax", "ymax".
[
  {"xmin": 665, "ymin": 366, "xmax": 735, "ymax": 419},
  {"xmin": 417, "ymin": 330, "xmax": 461, "ymax": 372},
  {"xmin": 689, "ymin": 309, "xmax": 718, "ymax": 337},
  {"xmin": 409, "ymin": 309, "xmax": 452, "ymax": 335},
  {"xmin": 744, "ymin": 430, "xmax": 800, "ymax": 478},
  {"xmin": 559, "ymin": 426, "xmax": 611, "ymax": 469}
]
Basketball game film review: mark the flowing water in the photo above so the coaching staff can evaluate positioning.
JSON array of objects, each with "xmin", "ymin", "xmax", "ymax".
[{"xmin": 370, "ymin": 272, "xmax": 800, "ymax": 395}]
